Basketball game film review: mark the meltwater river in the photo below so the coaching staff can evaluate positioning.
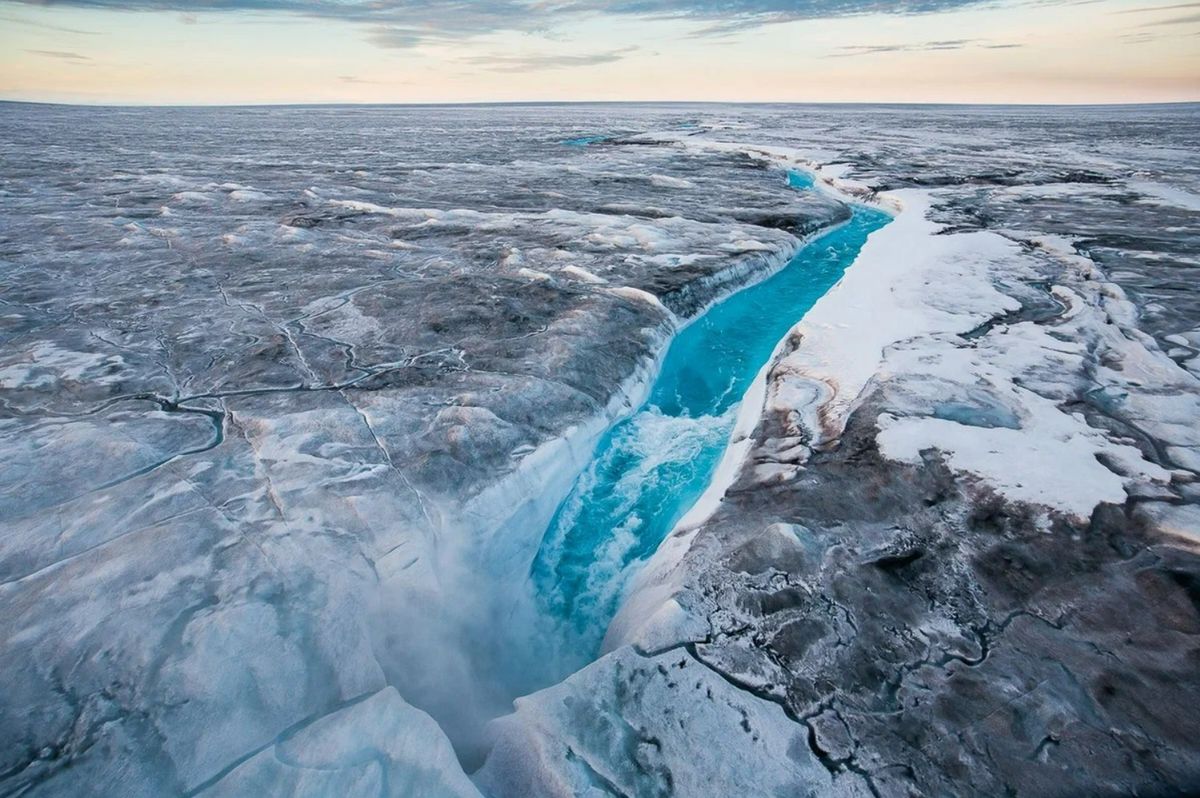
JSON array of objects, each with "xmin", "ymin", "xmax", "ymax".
[{"xmin": 524, "ymin": 172, "xmax": 892, "ymax": 671}]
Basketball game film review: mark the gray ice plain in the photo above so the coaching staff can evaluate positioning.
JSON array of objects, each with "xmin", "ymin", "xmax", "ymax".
[{"xmin": 1, "ymin": 102, "xmax": 1199, "ymax": 797}]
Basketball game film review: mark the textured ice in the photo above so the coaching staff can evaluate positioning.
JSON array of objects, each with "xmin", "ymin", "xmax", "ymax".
[
  {"xmin": 0, "ymin": 104, "xmax": 847, "ymax": 794},
  {"xmin": 198, "ymin": 688, "xmax": 482, "ymax": 798},
  {"xmin": 3, "ymin": 102, "xmax": 1199, "ymax": 798},
  {"xmin": 484, "ymin": 105, "xmax": 1200, "ymax": 797},
  {"xmin": 474, "ymin": 646, "xmax": 870, "ymax": 798}
]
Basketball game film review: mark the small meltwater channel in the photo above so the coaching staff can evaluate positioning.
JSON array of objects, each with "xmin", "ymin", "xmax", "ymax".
[{"xmin": 521, "ymin": 171, "xmax": 892, "ymax": 674}]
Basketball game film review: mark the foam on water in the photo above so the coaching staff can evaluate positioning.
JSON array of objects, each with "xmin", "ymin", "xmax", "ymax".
[{"xmin": 533, "ymin": 404, "xmax": 738, "ymax": 631}]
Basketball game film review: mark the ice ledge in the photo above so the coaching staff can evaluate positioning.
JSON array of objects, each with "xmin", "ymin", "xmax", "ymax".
[{"xmin": 197, "ymin": 687, "xmax": 482, "ymax": 798}]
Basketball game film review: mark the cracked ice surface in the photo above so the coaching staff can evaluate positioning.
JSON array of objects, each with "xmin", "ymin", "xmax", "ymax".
[
  {"xmin": 3, "ymin": 102, "xmax": 1200, "ymax": 798},
  {"xmin": 483, "ymin": 105, "xmax": 1200, "ymax": 797},
  {"xmin": 0, "ymin": 104, "xmax": 848, "ymax": 796}
]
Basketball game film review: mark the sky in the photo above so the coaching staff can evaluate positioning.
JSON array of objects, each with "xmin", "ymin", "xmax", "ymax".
[{"xmin": 0, "ymin": 0, "xmax": 1197, "ymax": 105}]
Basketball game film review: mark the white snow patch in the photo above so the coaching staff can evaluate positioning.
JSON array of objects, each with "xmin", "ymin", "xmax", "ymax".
[
  {"xmin": 1127, "ymin": 179, "xmax": 1200, "ymax": 213},
  {"xmin": 649, "ymin": 174, "xmax": 694, "ymax": 189},
  {"xmin": 775, "ymin": 190, "xmax": 1020, "ymax": 446},
  {"xmin": 559, "ymin": 265, "xmax": 607, "ymax": 284},
  {"xmin": 227, "ymin": 189, "xmax": 269, "ymax": 202},
  {"xmin": 517, "ymin": 267, "xmax": 551, "ymax": 282},
  {"xmin": 606, "ymin": 286, "xmax": 670, "ymax": 314},
  {"xmin": 876, "ymin": 399, "xmax": 1169, "ymax": 521}
]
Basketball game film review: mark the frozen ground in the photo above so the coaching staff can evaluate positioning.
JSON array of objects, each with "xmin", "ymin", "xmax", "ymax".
[{"xmin": 1, "ymin": 102, "xmax": 1198, "ymax": 797}]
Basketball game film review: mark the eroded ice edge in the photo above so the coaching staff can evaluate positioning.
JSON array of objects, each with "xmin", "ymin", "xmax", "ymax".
[
  {"xmin": 501, "ymin": 173, "xmax": 891, "ymax": 710},
  {"xmin": 3, "ymin": 104, "xmax": 1199, "ymax": 798}
]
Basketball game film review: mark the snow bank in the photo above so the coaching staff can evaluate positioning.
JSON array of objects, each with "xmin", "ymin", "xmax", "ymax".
[
  {"xmin": 875, "ymin": 328, "xmax": 1173, "ymax": 520},
  {"xmin": 772, "ymin": 190, "xmax": 1020, "ymax": 446}
]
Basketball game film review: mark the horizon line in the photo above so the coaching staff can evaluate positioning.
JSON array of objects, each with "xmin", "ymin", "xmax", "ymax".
[{"xmin": 4, "ymin": 98, "xmax": 1199, "ymax": 110}]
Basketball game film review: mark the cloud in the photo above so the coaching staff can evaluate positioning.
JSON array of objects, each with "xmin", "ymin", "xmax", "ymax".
[
  {"xmin": 1120, "ymin": 31, "xmax": 1158, "ymax": 43},
  {"xmin": 1141, "ymin": 10, "xmax": 1200, "ymax": 25},
  {"xmin": 25, "ymin": 49, "xmax": 91, "ymax": 60},
  {"xmin": 681, "ymin": 16, "xmax": 782, "ymax": 38},
  {"xmin": 337, "ymin": 75, "xmax": 413, "ymax": 85},
  {"xmin": 0, "ymin": 13, "xmax": 99, "ymax": 34},
  {"xmin": 460, "ymin": 45, "xmax": 641, "ymax": 72},
  {"xmin": 8, "ymin": 0, "xmax": 1034, "ymax": 48},
  {"xmin": 826, "ymin": 37, "xmax": 1026, "ymax": 56},
  {"xmin": 1115, "ymin": 1, "xmax": 1200, "ymax": 13},
  {"xmin": 1111, "ymin": 1, "xmax": 1200, "ymax": 30},
  {"xmin": 828, "ymin": 38, "xmax": 973, "ymax": 56},
  {"xmin": 366, "ymin": 26, "xmax": 427, "ymax": 49}
]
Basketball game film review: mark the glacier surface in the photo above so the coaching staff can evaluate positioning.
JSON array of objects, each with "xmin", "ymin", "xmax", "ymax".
[{"xmin": 2, "ymin": 102, "xmax": 1199, "ymax": 797}]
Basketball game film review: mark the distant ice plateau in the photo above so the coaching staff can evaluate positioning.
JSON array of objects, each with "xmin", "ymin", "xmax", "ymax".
[{"xmin": 1, "ymin": 102, "xmax": 1199, "ymax": 798}]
